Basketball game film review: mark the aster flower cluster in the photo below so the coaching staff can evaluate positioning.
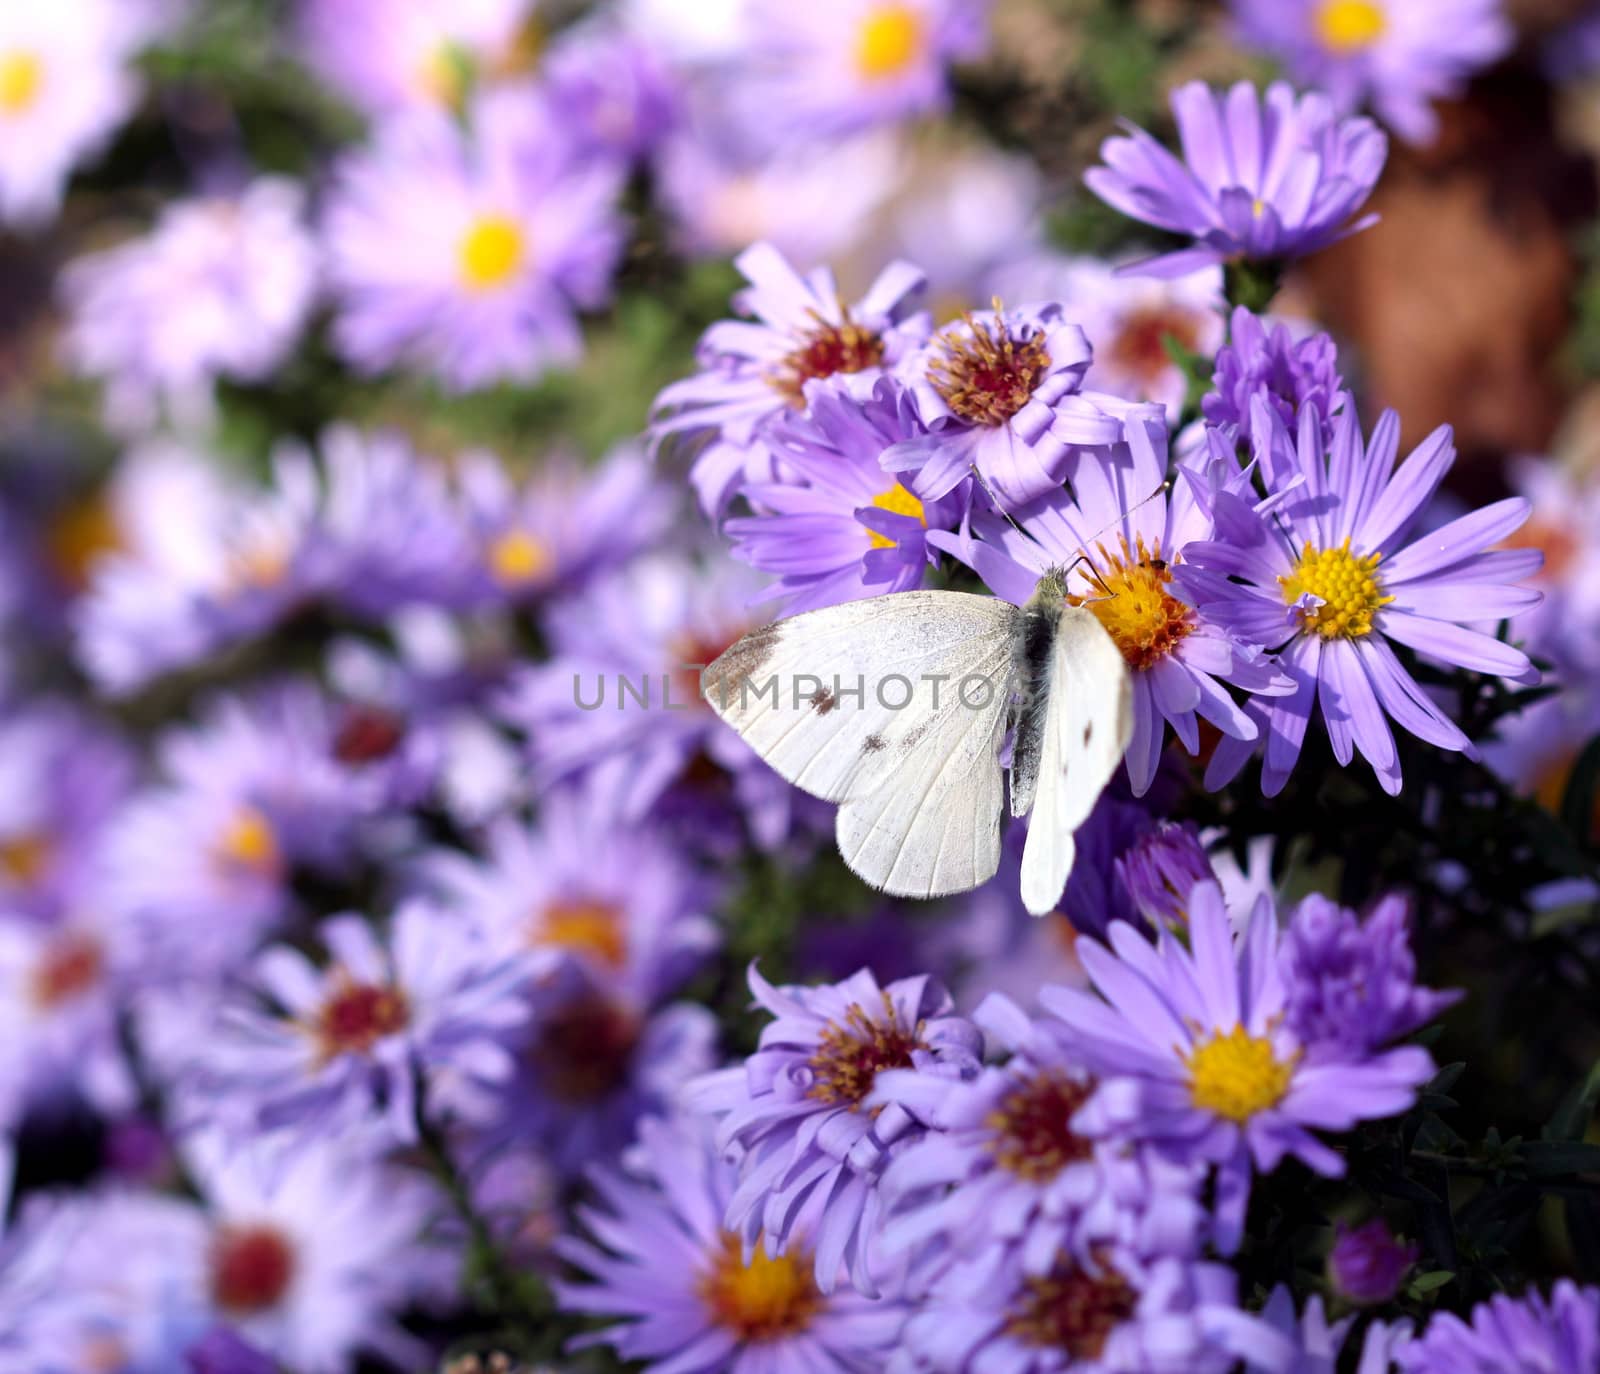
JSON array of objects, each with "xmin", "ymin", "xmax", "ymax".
[{"xmin": 4, "ymin": 2, "xmax": 1599, "ymax": 1372}]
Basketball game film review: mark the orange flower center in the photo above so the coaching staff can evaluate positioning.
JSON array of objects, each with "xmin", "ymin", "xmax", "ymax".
[{"xmin": 700, "ymin": 1232, "xmax": 824, "ymax": 1340}]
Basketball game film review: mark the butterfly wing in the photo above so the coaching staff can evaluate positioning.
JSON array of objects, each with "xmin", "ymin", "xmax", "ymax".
[
  {"xmin": 1018, "ymin": 606, "xmax": 1134, "ymax": 916},
  {"xmin": 703, "ymin": 591, "xmax": 1020, "ymax": 897}
]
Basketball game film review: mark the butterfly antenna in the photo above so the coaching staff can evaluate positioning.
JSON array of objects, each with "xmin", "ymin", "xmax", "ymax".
[
  {"xmin": 1064, "ymin": 478, "xmax": 1172, "ymax": 601},
  {"xmin": 965, "ymin": 462, "xmax": 1042, "ymax": 549}
]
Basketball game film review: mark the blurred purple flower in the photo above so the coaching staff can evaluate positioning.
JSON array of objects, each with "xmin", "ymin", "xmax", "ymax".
[
  {"xmin": 1228, "ymin": 0, "xmax": 1512, "ymax": 145},
  {"xmin": 1042, "ymin": 881, "xmax": 1437, "ymax": 1253},
  {"xmin": 688, "ymin": 965, "xmax": 982, "ymax": 1294},
  {"xmin": 555, "ymin": 1113, "xmax": 911, "ymax": 1373},
  {"xmin": 1249, "ymin": 1287, "xmax": 1413, "ymax": 1374},
  {"xmin": 192, "ymin": 905, "xmax": 533, "ymax": 1150},
  {"xmin": 0, "ymin": 1, "xmax": 146, "ymax": 226},
  {"xmin": 731, "ymin": 0, "xmax": 991, "ymax": 145},
  {"xmin": 541, "ymin": 20, "xmax": 682, "ymax": 163},
  {"xmin": 185, "ymin": 1326, "xmax": 277, "ymax": 1374},
  {"xmin": 1397, "ymin": 1280, "xmax": 1600, "ymax": 1374},
  {"xmin": 1085, "ymin": 81, "xmax": 1387, "ymax": 277},
  {"xmin": 323, "ymin": 88, "xmax": 623, "ymax": 390},
  {"xmin": 651, "ymin": 240, "xmax": 929, "ymax": 515},
  {"xmin": 1182, "ymin": 397, "xmax": 1542, "ymax": 795},
  {"xmin": 61, "ymin": 177, "xmax": 319, "ymax": 432},
  {"xmin": 295, "ymin": 0, "xmax": 537, "ymax": 118}
]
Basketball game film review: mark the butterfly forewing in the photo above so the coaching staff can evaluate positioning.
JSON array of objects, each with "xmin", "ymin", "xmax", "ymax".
[
  {"xmin": 1018, "ymin": 606, "xmax": 1134, "ymax": 916},
  {"xmin": 702, "ymin": 591, "xmax": 1021, "ymax": 805}
]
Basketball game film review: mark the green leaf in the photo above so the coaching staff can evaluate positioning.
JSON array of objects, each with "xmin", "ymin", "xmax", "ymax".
[
  {"xmin": 1520, "ymin": 1140, "xmax": 1600, "ymax": 1178},
  {"xmin": 1408, "ymin": 1270, "xmax": 1456, "ymax": 1297},
  {"xmin": 1545, "ymin": 1059, "xmax": 1600, "ymax": 1142}
]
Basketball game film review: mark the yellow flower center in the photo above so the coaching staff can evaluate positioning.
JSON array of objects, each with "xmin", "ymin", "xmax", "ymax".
[
  {"xmin": 0, "ymin": 52, "xmax": 43, "ymax": 115},
  {"xmin": 1070, "ymin": 538, "xmax": 1193, "ymax": 672},
  {"xmin": 1185, "ymin": 1025, "xmax": 1295, "ymax": 1124},
  {"xmin": 1315, "ymin": 0, "xmax": 1387, "ymax": 54},
  {"xmin": 866, "ymin": 483, "xmax": 926, "ymax": 550},
  {"xmin": 1279, "ymin": 538, "xmax": 1394, "ymax": 640},
  {"xmin": 855, "ymin": 4, "xmax": 924, "ymax": 80},
  {"xmin": 487, "ymin": 528, "xmax": 552, "ymax": 586},
  {"xmin": 459, "ymin": 215, "xmax": 527, "ymax": 292},
  {"xmin": 534, "ymin": 898, "xmax": 626, "ymax": 969},
  {"xmin": 0, "ymin": 831, "xmax": 53, "ymax": 887},
  {"xmin": 700, "ymin": 1233, "xmax": 823, "ymax": 1341},
  {"xmin": 216, "ymin": 806, "xmax": 280, "ymax": 875}
]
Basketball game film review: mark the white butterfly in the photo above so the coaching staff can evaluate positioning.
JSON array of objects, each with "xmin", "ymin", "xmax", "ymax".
[{"xmin": 701, "ymin": 568, "xmax": 1133, "ymax": 916}]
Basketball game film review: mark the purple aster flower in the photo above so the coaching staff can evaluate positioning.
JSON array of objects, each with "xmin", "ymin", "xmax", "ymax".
[
  {"xmin": 1181, "ymin": 396, "xmax": 1543, "ymax": 795},
  {"xmin": 1085, "ymin": 81, "xmax": 1388, "ymax": 277},
  {"xmin": 1397, "ymin": 1280, "xmax": 1600, "ymax": 1374},
  {"xmin": 884, "ymin": 302, "xmax": 1161, "ymax": 508},
  {"xmin": 876, "ymin": 991, "xmax": 1208, "ymax": 1283},
  {"xmin": 493, "ymin": 984, "xmax": 718, "ymax": 1175},
  {"xmin": 555, "ymin": 1112, "xmax": 911, "ymax": 1374},
  {"xmin": 425, "ymin": 782, "xmax": 720, "ymax": 1003},
  {"xmin": 902, "ymin": 1240, "xmax": 1285, "ymax": 1374},
  {"xmin": 76, "ymin": 427, "xmax": 476, "ymax": 694},
  {"xmin": 687, "ymin": 964, "xmax": 982, "ymax": 1294},
  {"xmin": 295, "ymin": 0, "xmax": 538, "ymax": 118},
  {"xmin": 0, "ymin": 2, "xmax": 145, "ymax": 227},
  {"xmin": 1041, "ymin": 881, "xmax": 1437, "ymax": 1253},
  {"xmin": 1327, "ymin": 1219, "xmax": 1418, "ymax": 1306},
  {"xmin": 541, "ymin": 20, "xmax": 682, "ymax": 163},
  {"xmin": 323, "ymin": 87, "xmax": 624, "ymax": 390},
  {"xmin": 989, "ymin": 254, "xmax": 1225, "ymax": 426},
  {"xmin": 457, "ymin": 441, "xmax": 677, "ymax": 605},
  {"xmin": 1203, "ymin": 308, "xmax": 1345, "ymax": 448},
  {"xmin": 1545, "ymin": 8, "xmax": 1600, "ymax": 81},
  {"xmin": 1280, "ymin": 893, "xmax": 1459, "ymax": 1055},
  {"xmin": 497, "ymin": 553, "xmax": 813, "ymax": 848},
  {"xmin": 0, "ymin": 700, "xmax": 132, "ymax": 922},
  {"xmin": 189, "ymin": 904, "xmax": 534, "ymax": 1151},
  {"xmin": 1228, "ymin": 0, "xmax": 1512, "ymax": 145},
  {"xmin": 650, "ymin": 240, "xmax": 929, "ymax": 515},
  {"xmin": 929, "ymin": 422, "xmax": 1293, "ymax": 792},
  {"xmin": 729, "ymin": 0, "xmax": 991, "ymax": 145},
  {"xmin": 60, "ymin": 177, "xmax": 319, "ymax": 432},
  {"xmin": 726, "ymin": 376, "xmax": 964, "ymax": 614}
]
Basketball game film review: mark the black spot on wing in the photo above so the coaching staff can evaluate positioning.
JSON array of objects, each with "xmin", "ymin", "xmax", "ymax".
[
  {"xmin": 1083, "ymin": 721, "xmax": 1093, "ymax": 746},
  {"xmin": 811, "ymin": 686, "xmax": 837, "ymax": 716},
  {"xmin": 863, "ymin": 734, "xmax": 887, "ymax": 753},
  {"xmin": 704, "ymin": 622, "xmax": 782, "ymax": 700}
]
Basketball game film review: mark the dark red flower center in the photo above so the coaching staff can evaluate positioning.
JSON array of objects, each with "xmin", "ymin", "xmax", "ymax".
[
  {"xmin": 312, "ymin": 978, "xmax": 410, "ymax": 1060},
  {"xmin": 211, "ymin": 1224, "xmax": 297, "ymax": 1313},
  {"xmin": 771, "ymin": 309, "xmax": 886, "ymax": 407},
  {"xmin": 1005, "ymin": 1253, "xmax": 1137, "ymax": 1359},
  {"xmin": 807, "ymin": 993, "xmax": 923, "ymax": 1107},
  {"xmin": 532, "ymin": 996, "xmax": 640, "ymax": 1104},
  {"xmin": 29, "ymin": 932, "xmax": 104, "ymax": 1010},
  {"xmin": 985, "ymin": 1070, "xmax": 1097, "ymax": 1182},
  {"xmin": 332, "ymin": 705, "xmax": 407, "ymax": 764}
]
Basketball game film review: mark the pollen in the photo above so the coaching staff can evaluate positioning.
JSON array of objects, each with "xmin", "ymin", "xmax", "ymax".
[
  {"xmin": 929, "ymin": 313, "xmax": 1051, "ymax": 427},
  {"xmin": 535, "ymin": 897, "xmax": 626, "ymax": 969},
  {"xmin": 855, "ymin": 4, "xmax": 924, "ymax": 80},
  {"xmin": 770, "ymin": 308, "xmax": 886, "ymax": 407},
  {"xmin": 311, "ymin": 975, "xmax": 410, "ymax": 1061},
  {"xmin": 459, "ymin": 215, "xmax": 527, "ymax": 292},
  {"xmin": 487, "ymin": 527, "xmax": 553, "ymax": 587},
  {"xmin": 808, "ymin": 992, "xmax": 923, "ymax": 1106},
  {"xmin": 29, "ymin": 932, "xmax": 104, "ymax": 1011},
  {"xmin": 865, "ymin": 483, "xmax": 926, "ymax": 550},
  {"xmin": 1279, "ymin": 538, "xmax": 1393, "ymax": 640},
  {"xmin": 986, "ymin": 1070, "xmax": 1096, "ymax": 1182},
  {"xmin": 210, "ymin": 1224, "xmax": 297, "ymax": 1313},
  {"xmin": 700, "ymin": 1232, "xmax": 823, "ymax": 1341},
  {"xmin": 0, "ymin": 831, "xmax": 53, "ymax": 887},
  {"xmin": 1005, "ymin": 1252, "xmax": 1137, "ymax": 1359},
  {"xmin": 1185, "ymin": 1024, "xmax": 1295, "ymax": 1124},
  {"xmin": 216, "ymin": 806, "xmax": 281, "ymax": 876},
  {"xmin": 0, "ymin": 52, "xmax": 43, "ymax": 115},
  {"xmin": 1315, "ymin": 0, "xmax": 1387, "ymax": 53},
  {"xmin": 1069, "ymin": 537, "xmax": 1193, "ymax": 671}
]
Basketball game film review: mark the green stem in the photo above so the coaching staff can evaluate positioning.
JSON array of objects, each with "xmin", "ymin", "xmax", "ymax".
[{"xmin": 1223, "ymin": 258, "xmax": 1284, "ymax": 314}]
